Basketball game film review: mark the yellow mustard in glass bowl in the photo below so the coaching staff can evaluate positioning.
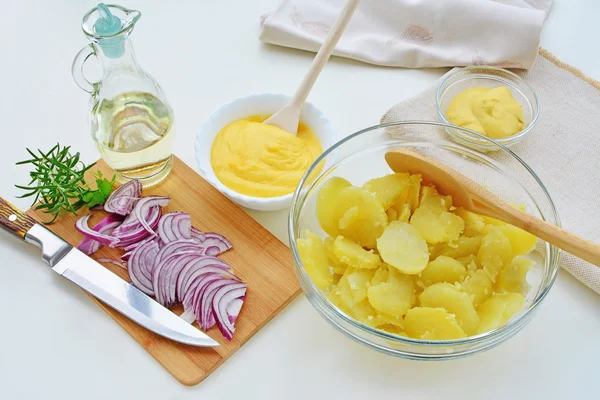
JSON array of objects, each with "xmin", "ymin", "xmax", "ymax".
[
  {"xmin": 445, "ymin": 86, "xmax": 524, "ymax": 139},
  {"xmin": 210, "ymin": 115, "xmax": 322, "ymax": 198}
]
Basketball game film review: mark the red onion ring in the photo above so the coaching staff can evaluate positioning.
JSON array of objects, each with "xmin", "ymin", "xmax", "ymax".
[{"xmin": 104, "ymin": 179, "xmax": 142, "ymax": 215}]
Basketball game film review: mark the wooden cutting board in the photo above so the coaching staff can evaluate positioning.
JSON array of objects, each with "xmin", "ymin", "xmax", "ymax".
[{"xmin": 26, "ymin": 156, "xmax": 300, "ymax": 385}]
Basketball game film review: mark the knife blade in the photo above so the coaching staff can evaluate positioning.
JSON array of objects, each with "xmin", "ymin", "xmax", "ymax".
[{"xmin": 0, "ymin": 197, "xmax": 218, "ymax": 347}]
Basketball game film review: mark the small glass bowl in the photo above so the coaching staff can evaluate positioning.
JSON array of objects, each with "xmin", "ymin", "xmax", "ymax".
[
  {"xmin": 436, "ymin": 66, "xmax": 539, "ymax": 152},
  {"xmin": 289, "ymin": 121, "xmax": 560, "ymax": 360}
]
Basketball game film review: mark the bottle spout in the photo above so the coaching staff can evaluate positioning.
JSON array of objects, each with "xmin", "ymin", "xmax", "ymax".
[
  {"xmin": 95, "ymin": 3, "xmax": 122, "ymax": 36},
  {"xmin": 82, "ymin": 3, "xmax": 141, "ymax": 59}
]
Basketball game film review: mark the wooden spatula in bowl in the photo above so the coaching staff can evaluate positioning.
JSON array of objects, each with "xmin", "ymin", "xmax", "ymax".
[
  {"xmin": 385, "ymin": 149, "xmax": 600, "ymax": 267},
  {"xmin": 263, "ymin": 0, "xmax": 360, "ymax": 134}
]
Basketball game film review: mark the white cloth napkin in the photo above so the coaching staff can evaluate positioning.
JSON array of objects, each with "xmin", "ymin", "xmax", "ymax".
[
  {"xmin": 260, "ymin": 0, "xmax": 552, "ymax": 69},
  {"xmin": 382, "ymin": 49, "xmax": 600, "ymax": 294}
]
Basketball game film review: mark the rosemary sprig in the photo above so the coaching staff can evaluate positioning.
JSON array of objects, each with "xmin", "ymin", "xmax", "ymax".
[{"xmin": 16, "ymin": 144, "xmax": 115, "ymax": 224}]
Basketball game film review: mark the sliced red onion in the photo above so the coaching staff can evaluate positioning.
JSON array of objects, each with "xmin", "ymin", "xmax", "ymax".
[
  {"xmin": 121, "ymin": 251, "xmax": 131, "ymax": 261},
  {"xmin": 227, "ymin": 297, "xmax": 244, "ymax": 324},
  {"xmin": 176, "ymin": 256, "xmax": 232, "ymax": 301},
  {"xmin": 199, "ymin": 233, "xmax": 232, "ymax": 256},
  {"xmin": 128, "ymin": 239, "xmax": 160, "ymax": 296},
  {"xmin": 198, "ymin": 278, "xmax": 240, "ymax": 331},
  {"xmin": 191, "ymin": 227, "xmax": 206, "ymax": 243},
  {"xmin": 133, "ymin": 196, "xmax": 170, "ymax": 235},
  {"xmin": 182, "ymin": 269, "xmax": 239, "ymax": 313},
  {"xmin": 76, "ymin": 215, "xmax": 120, "ymax": 247},
  {"xmin": 121, "ymin": 235, "xmax": 155, "ymax": 252},
  {"xmin": 97, "ymin": 258, "xmax": 127, "ymax": 270},
  {"xmin": 191, "ymin": 274, "xmax": 227, "ymax": 329},
  {"xmin": 104, "ymin": 179, "xmax": 142, "ymax": 215},
  {"xmin": 155, "ymin": 239, "xmax": 203, "ymax": 265},
  {"xmin": 179, "ymin": 309, "xmax": 196, "ymax": 324},
  {"xmin": 77, "ymin": 214, "xmax": 124, "ymax": 255},
  {"xmin": 157, "ymin": 212, "xmax": 193, "ymax": 243},
  {"xmin": 152, "ymin": 253, "xmax": 202, "ymax": 307},
  {"xmin": 112, "ymin": 206, "xmax": 162, "ymax": 248},
  {"xmin": 213, "ymin": 283, "xmax": 247, "ymax": 341}
]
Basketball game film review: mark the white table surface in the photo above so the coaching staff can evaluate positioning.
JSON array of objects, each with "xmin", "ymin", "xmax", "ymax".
[{"xmin": 1, "ymin": 1, "xmax": 599, "ymax": 399}]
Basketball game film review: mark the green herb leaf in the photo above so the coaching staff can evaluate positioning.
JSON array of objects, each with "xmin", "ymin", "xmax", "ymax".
[{"xmin": 15, "ymin": 143, "xmax": 116, "ymax": 224}]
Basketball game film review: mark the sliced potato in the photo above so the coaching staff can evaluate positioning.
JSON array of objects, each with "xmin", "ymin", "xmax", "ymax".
[
  {"xmin": 337, "ymin": 187, "xmax": 388, "ymax": 249},
  {"xmin": 404, "ymin": 307, "xmax": 467, "ymax": 340},
  {"xmin": 377, "ymin": 221, "xmax": 429, "ymax": 275},
  {"xmin": 476, "ymin": 293, "xmax": 525, "ymax": 334},
  {"xmin": 497, "ymin": 224, "xmax": 537, "ymax": 256},
  {"xmin": 367, "ymin": 269, "xmax": 415, "ymax": 317},
  {"xmin": 410, "ymin": 196, "xmax": 464, "ymax": 244},
  {"xmin": 496, "ymin": 257, "xmax": 533, "ymax": 295},
  {"xmin": 420, "ymin": 256, "xmax": 467, "ymax": 287},
  {"xmin": 419, "ymin": 283, "xmax": 480, "ymax": 335},
  {"xmin": 333, "ymin": 236, "xmax": 381, "ymax": 269},
  {"xmin": 297, "ymin": 231, "xmax": 333, "ymax": 290},
  {"xmin": 317, "ymin": 177, "xmax": 352, "ymax": 236},
  {"xmin": 477, "ymin": 228, "xmax": 513, "ymax": 281},
  {"xmin": 462, "ymin": 269, "xmax": 494, "ymax": 307},
  {"xmin": 454, "ymin": 207, "xmax": 486, "ymax": 237},
  {"xmin": 363, "ymin": 172, "xmax": 410, "ymax": 210}
]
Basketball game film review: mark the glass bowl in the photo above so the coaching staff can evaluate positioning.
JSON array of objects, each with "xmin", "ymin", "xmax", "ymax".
[
  {"xmin": 288, "ymin": 121, "xmax": 560, "ymax": 360},
  {"xmin": 436, "ymin": 66, "xmax": 539, "ymax": 152}
]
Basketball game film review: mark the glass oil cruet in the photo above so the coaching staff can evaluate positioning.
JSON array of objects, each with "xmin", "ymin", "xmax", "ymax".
[{"xmin": 72, "ymin": 3, "xmax": 175, "ymax": 187}]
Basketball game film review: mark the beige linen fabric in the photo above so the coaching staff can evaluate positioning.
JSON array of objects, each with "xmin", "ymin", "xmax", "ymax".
[
  {"xmin": 260, "ymin": 0, "xmax": 552, "ymax": 69},
  {"xmin": 382, "ymin": 50, "xmax": 600, "ymax": 294}
]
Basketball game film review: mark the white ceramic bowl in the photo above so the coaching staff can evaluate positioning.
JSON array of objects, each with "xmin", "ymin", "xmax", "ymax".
[{"xmin": 196, "ymin": 93, "xmax": 337, "ymax": 211}]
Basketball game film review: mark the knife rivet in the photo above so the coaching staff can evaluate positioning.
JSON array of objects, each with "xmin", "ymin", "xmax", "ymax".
[{"xmin": 8, "ymin": 215, "xmax": 17, "ymax": 222}]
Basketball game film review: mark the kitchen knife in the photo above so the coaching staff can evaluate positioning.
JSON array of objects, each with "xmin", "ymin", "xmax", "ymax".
[{"xmin": 0, "ymin": 197, "xmax": 219, "ymax": 347}]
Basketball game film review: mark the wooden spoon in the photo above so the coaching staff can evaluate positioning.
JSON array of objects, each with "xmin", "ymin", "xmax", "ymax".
[
  {"xmin": 385, "ymin": 148, "xmax": 600, "ymax": 267},
  {"xmin": 263, "ymin": 0, "xmax": 360, "ymax": 134}
]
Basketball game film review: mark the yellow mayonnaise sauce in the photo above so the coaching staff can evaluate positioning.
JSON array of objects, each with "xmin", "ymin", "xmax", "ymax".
[
  {"xmin": 211, "ymin": 115, "xmax": 322, "ymax": 198},
  {"xmin": 445, "ymin": 86, "xmax": 524, "ymax": 139}
]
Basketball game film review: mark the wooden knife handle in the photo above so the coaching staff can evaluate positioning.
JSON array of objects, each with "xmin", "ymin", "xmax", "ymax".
[{"xmin": 0, "ymin": 197, "xmax": 36, "ymax": 240}]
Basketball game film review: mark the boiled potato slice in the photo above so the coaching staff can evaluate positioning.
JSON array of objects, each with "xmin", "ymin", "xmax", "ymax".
[
  {"xmin": 404, "ymin": 307, "xmax": 467, "ymax": 340},
  {"xmin": 386, "ymin": 207, "xmax": 398, "ymax": 223},
  {"xmin": 477, "ymin": 228, "xmax": 513, "ymax": 281},
  {"xmin": 297, "ymin": 231, "xmax": 333, "ymax": 290},
  {"xmin": 367, "ymin": 269, "xmax": 415, "ymax": 317},
  {"xmin": 396, "ymin": 202, "xmax": 412, "ymax": 222},
  {"xmin": 337, "ymin": 187, "xmax": 388, "ymax": 249},
  {"xmin": 420, "ymin": 256, "xmax": 467, "ymax": 287},
  {"xmin": 317, "ymin": 177, "xmax": 352, "ymax": 236},
  {"xmin": 333, "ymin": 236, "xmax": 381, "ymax": 269},
  {"xmin": 419, "ymin": 185, "xmax": 438, "ymax": 206},
  {"xmin": 497, "ymin": 224, "xmax": 537, "ymax": 256},
  {"xmin": 363, "ymin": 172, "xmax": 410, "ymax": 210},
  {"xmin": 454, "ymin": 207, "xmax": 486, "ymax": 237},
  {"xmin": 462, "ymin": 269, "xmax": 494, "ymax": 307},
  {"xmin": 476, "ymin": 293, "xmax": 525, "ymax": 334},
  {"xmin": 346, "ymin": 269, "xmax": 375, "ymax": 303},
  {"xmin": 438, "ymin": 236, "xmax": 482, "ymax": 259},
  {"xmin": 377, "ymin": 221, "xmax": 429, "ymax": 275},
  {"xmin": 411, "ymin": 196, "xmax": 465, "ymax": 244},
  {"xmin": 496, "ymin": 257, "xmax": 533, "ymax": 295},
  {"xmin": 419, "ymin": 283, "xmax": 480, "ymax": 335},
  {"xmin": 351, "ymin": 300, "xmax": 384, "ymax": 327},
  {"xmin": 407, "ymin": 174, "xmax": 422, "ymax": 212},
  {"xmin": 324, "ymin": 236, "xmax": 346, "ymax": 275},
  {"xmin": 371, "ymin": 265, "xmax": 389, "ymax": 286}
]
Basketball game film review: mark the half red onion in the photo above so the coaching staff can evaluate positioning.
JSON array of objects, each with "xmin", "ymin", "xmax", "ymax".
[
  {"xmin": 104, "ymin": 179, "xmax": 142, "ymax": 216},
  {"xmin": 77, "ymin": 214, "xmax": 124, "ymax": 255},
  {"xmin": 76, "ymin": 215, "xmax": 121, "ymax": 247}
]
